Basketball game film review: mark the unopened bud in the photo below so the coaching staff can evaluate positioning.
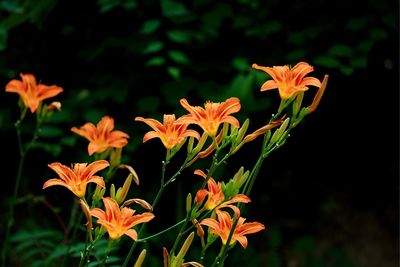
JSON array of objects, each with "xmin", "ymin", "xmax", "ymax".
[
  {"xmin": 233, "ymin": 167, "xmax": 249, "ymax": 189},
  {"xmin": 134, "ymin": 249, "xmax": 147, "ymax": 267},
  {"xmin": 110, "ymin": 147, "xmax": 122, "ymax": 168},
  {"xmin": 186, "ymin": 193, "xmax": 192, "ymax": 213},
  {"xmin": 270, "ymin": 118, "xmax": 290, "ymax": 145},
  {"xmin": 293, "ymin": 92, "xmax": 304, "ymax": 116},
  {"xmin": 236, "ymin": 119, "xmax": 249, "ymax": 144},
  {"xmin": 116, "ymin": 173, "xmax": 133, "ymax": 204},
  {"xmin": 92, "ymin": 184, "xmax": 106, "ymax": 204},
  {"xmin": 110, "ymin": 184, "xmax": 116, "ymax": 200},
  {"xmin": 174, "ymin": 232, "xmax": 195, "ymax": 267}
]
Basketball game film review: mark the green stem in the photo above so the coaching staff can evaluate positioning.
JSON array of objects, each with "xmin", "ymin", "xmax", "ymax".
[
  {"xmin": 100, "ymin": 240, "xmax": 114, "ymax": 267},
  {"xmin": 170, "ymin": 148, "xmax": 222, "ymax": 257},
  {"xmin": 1, "ymin": 109, "xmax": 37, "ymax": 267},
  {"xmin": 123, "ymin": 154, "xmax": 180, "ymax": 267},
  {"xmin": 136, "ymin": 219, "xmax": 185, "ymax": 243}
]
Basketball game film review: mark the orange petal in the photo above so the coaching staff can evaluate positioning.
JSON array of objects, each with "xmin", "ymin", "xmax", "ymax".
[
  {"xmin": 124, "ymin": 229, "xmax": 138, "ymax": 241},
  {"xmin": 42, "ymin": 178, "xmax": 68, "ymax": 189},
  {"xmin": 90, "ymin": 207, "xmax": 106, "ymax": 220},
  {"xmin": 195, "ymin": 189, "xmax": 208, "ymax": 204},
  {"xmin": 87, "ymin": 176, "xmax": 105, "ymax": 188}
]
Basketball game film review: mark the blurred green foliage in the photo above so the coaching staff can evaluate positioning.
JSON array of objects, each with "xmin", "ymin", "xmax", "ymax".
[
  {"xmin": 0, "ymin": 0, "xmax": 394, "ymax": 168},
  {"xmin": 0, "ymin": 0, "xmax": 396, "ymax": 266}
]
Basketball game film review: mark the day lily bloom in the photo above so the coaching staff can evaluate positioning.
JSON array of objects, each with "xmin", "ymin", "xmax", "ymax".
[
  {"xmin": 194, "ymin": 170, "xmax": 250, "ymax": 216},
  {"xmin": 252, "ymin": 62, "xmax": 322, "ymax": 100},
  {"xmin": 177, "ymin": 97, "xmax": 241, "ymax": 138},
  {"xmin": 90, "ymin": 197, "xmax": 154, "ymax": 240},
  {"xmin": 71, "ymin": 115, "xmax": 129, "ymax": 156},
  {"xmin": 135, "ymin": 114, "xmax": 200, "ymax": 150},
  {"xmin": 5, "ymin": 73, "xmax": 63, "ymax": 113},
  {"xmin": 43, "ymin": 160, "xmax": 109, "ymax": 198},
  {"xmin": 200, "ymin": 210, "xmax": 265, "ymax": 249}
]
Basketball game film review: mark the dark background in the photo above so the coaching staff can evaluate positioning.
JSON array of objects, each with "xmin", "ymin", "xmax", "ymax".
[{"xmin": 0, "ymin": 0, "xmax": 398, "ymax": 266}]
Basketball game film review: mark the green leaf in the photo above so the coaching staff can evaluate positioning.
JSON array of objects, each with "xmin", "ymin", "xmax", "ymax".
[
  {"xmin": 313, "ymin": 55, "xmax": 341, "ymax": 68},
  {"xmin": 339, "ymin": 66, "xmax": 354, "ymax": 76},
  {"xmin": 167, "ymin": 66, "xmax": 180, "ymax": 80},
  {"xmin": 369, "ymin": 28, "xmax": 388, "ymax": 40},
  {"xmin": 292, "ymin": 236, "xmax": 316, "ymax": 253},
  {"xmin": 0, "ymin": 1, "xmax": 24, "ymax": 13},
  {"xmin": 0, "ymin": 25, "xmax": 8, "ymax": 50},
  {"xmin": 10, "ymin": 229, "xmax": 62, "ymax": 242},
  {"xmin": 232, "ymin": 57, "xmax": 250, "ymax": 72},
  {"xmin": 122, "ymin": 0, "xmax": 136, "ymax": 10},
  {"xmin": 140, "ymin": 19, "xmax": 161, "ymax": 34},
  {"xmin": 39, "ymin": 125, "xmax": 64, "ymax": 138},
  {"xmin": 60, "ymin": 136, "xmax": 77, "ymax": 146},
  {"xmin": 137, "ymin": 96, "xmax": 161, "ymax": 113},
  {"xmin": 286, "ymin": 49, "xmax": 307, "ymax": 61},
  {"xmin": 97, "ymin": 0, "xmax": 118, "ymax": 13},
  {"xmin": 345, "ymin": 18, "xmax": 369, "ymax": 31},
  {"xmin": 328, "ymin": 44, "xmax": 353, "ymax": 57},
  {"xmin": 168, "ymin": 50, "xmax": 189, "ymax": 64},
  {"xmin": 167, "ymin": 30, "xmax": 191, "ymax": 43},
  {"xmin": 31, "ymin": 142, "xmax": 63, "ymax": 157},
  {"xmin": 146, "ymin": 56, "xmax": 166, "ymax": 66},
  {"xmin": 350, "ymin": 57, "xmax": 368, "ymax": 68},
  {"xmin": 267, "ymin": 252, "xmax": 281, "ymax": 267},
  {"xmin": 161, "ymin": 0, "xmax": 188, "ymax": 17},
  {"xmin": 143, "ymin": 41, "xmax": 164, "ymax": 54},
  {"xmin": 269, "ymin": 228, "xmax": 282, "ymax": 249}
]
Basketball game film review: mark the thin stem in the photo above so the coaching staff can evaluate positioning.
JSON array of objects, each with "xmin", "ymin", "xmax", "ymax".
[
  {"xmin": 136, "ymin": 219, "xmax": 186, "ymax": 243},
  {"xmin": 169, "ymin": 211, "xmax": 191, "ymax": 256},
  {"xmin": 123, "ymin": 154, "xmax": 180, "ymax": 267},
  {"xmin": 170, "ymin": 148, "xmax": 222, "ymax": 257},
  {"xmin": 1, "ymin": 108, "xmax": 37, "ymax": 267},
  {"xmin": 78, "ymin": 234, "xmax": 102, "ymax": 267},
  {"xmin": 100, "ymin": 240, "xmax": 114, "ymax": 267}
]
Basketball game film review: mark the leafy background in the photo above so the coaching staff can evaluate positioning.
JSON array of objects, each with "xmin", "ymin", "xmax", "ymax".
[{"xmin": 0, "ymin": 0, "xmax": 398, "ymax": 266}]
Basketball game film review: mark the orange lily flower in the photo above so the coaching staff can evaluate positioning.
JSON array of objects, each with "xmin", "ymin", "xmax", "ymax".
[
  {"xmin": 5, "ymin": 73, "xmax": 63, "ymax": 113},
  {"xmin": 177, "ymin": 97, "xmax": 241, "ymax": 137},
  {"xmin": 252, "ymin": 62, "xmax": 322, "ymax": 100},
  {"xmin": 90, "ymin": 197, "xmax": 155, "ymax": 240},
  {"xmin": 71, "ymin": 115, "xmax": 129, "ymax": 156},
  {"xmin": 194, "ymin": 170, "xmax": 250, "ymax": 216},
  {"xmin": 135, "ymin": 114, "xmax": 200, "ymax": 150},
  {"xmin": 200, "ymin": 210, "xmax": 265, "ymax": 249},
  {"xmin": 43, "ymin": 160, "xmax": 109, "ymax": 198}
]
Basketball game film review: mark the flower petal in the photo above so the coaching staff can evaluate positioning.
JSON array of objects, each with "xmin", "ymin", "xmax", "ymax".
[{"xmin": 124, "ymin": 228, "xmax": 138, "ymax": 241}]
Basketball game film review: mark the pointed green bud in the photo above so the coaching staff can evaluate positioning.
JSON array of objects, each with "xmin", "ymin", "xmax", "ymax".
[
  {"xmin": 293, "ymin": 91, "xmax": 304, "ymax": 117},
  {"xmin": 92, "ymin": 184, "xmax": 106, "ymax": 204},
  {"xmin": 110, "ymin": 184, "xmax": 116, "ymax": 200},
  {"xmin": 173, "ymin": 232, "xmax": 195, "ymax": 267},
  {"xmin": 270, "ymin": 118, "xmax": 290, "ymax": 145},
  {"xmin": 134, "ymin": 249, "xmax": 147, "ymax": 267},
  {"xmin": 186, "ymin": 193, "xmax": 192, "ymax": 214},
  {"xmin": 116, "ymin": 173, "xmax": 133, "ymax": 204},
  {"xmin": 110, "ymin": 147, "xmax": 122, "ymax": 168},
  {"xmin": 236, "ymin": 119, "xmax": 249, "ymax": 144},
  {"xmin": 233, "ymin": 167, "xmax": 249, "ymax": 189}
]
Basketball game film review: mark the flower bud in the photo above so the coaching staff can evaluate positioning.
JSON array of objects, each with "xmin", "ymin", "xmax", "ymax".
[
  {"xmin": 134, "ymin": 249, "xmax": 147, "ymax": 267},
  {"xmin": 92, "ymin": 184, "xmax": 106, "ymax": 204},
  {"xmin": 186, "ymin": 193, "xmax": 192, "ymax": 214},
  {"xmin": 116, "ymin": 173, "xmax": 133, "ymax": 204}
]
